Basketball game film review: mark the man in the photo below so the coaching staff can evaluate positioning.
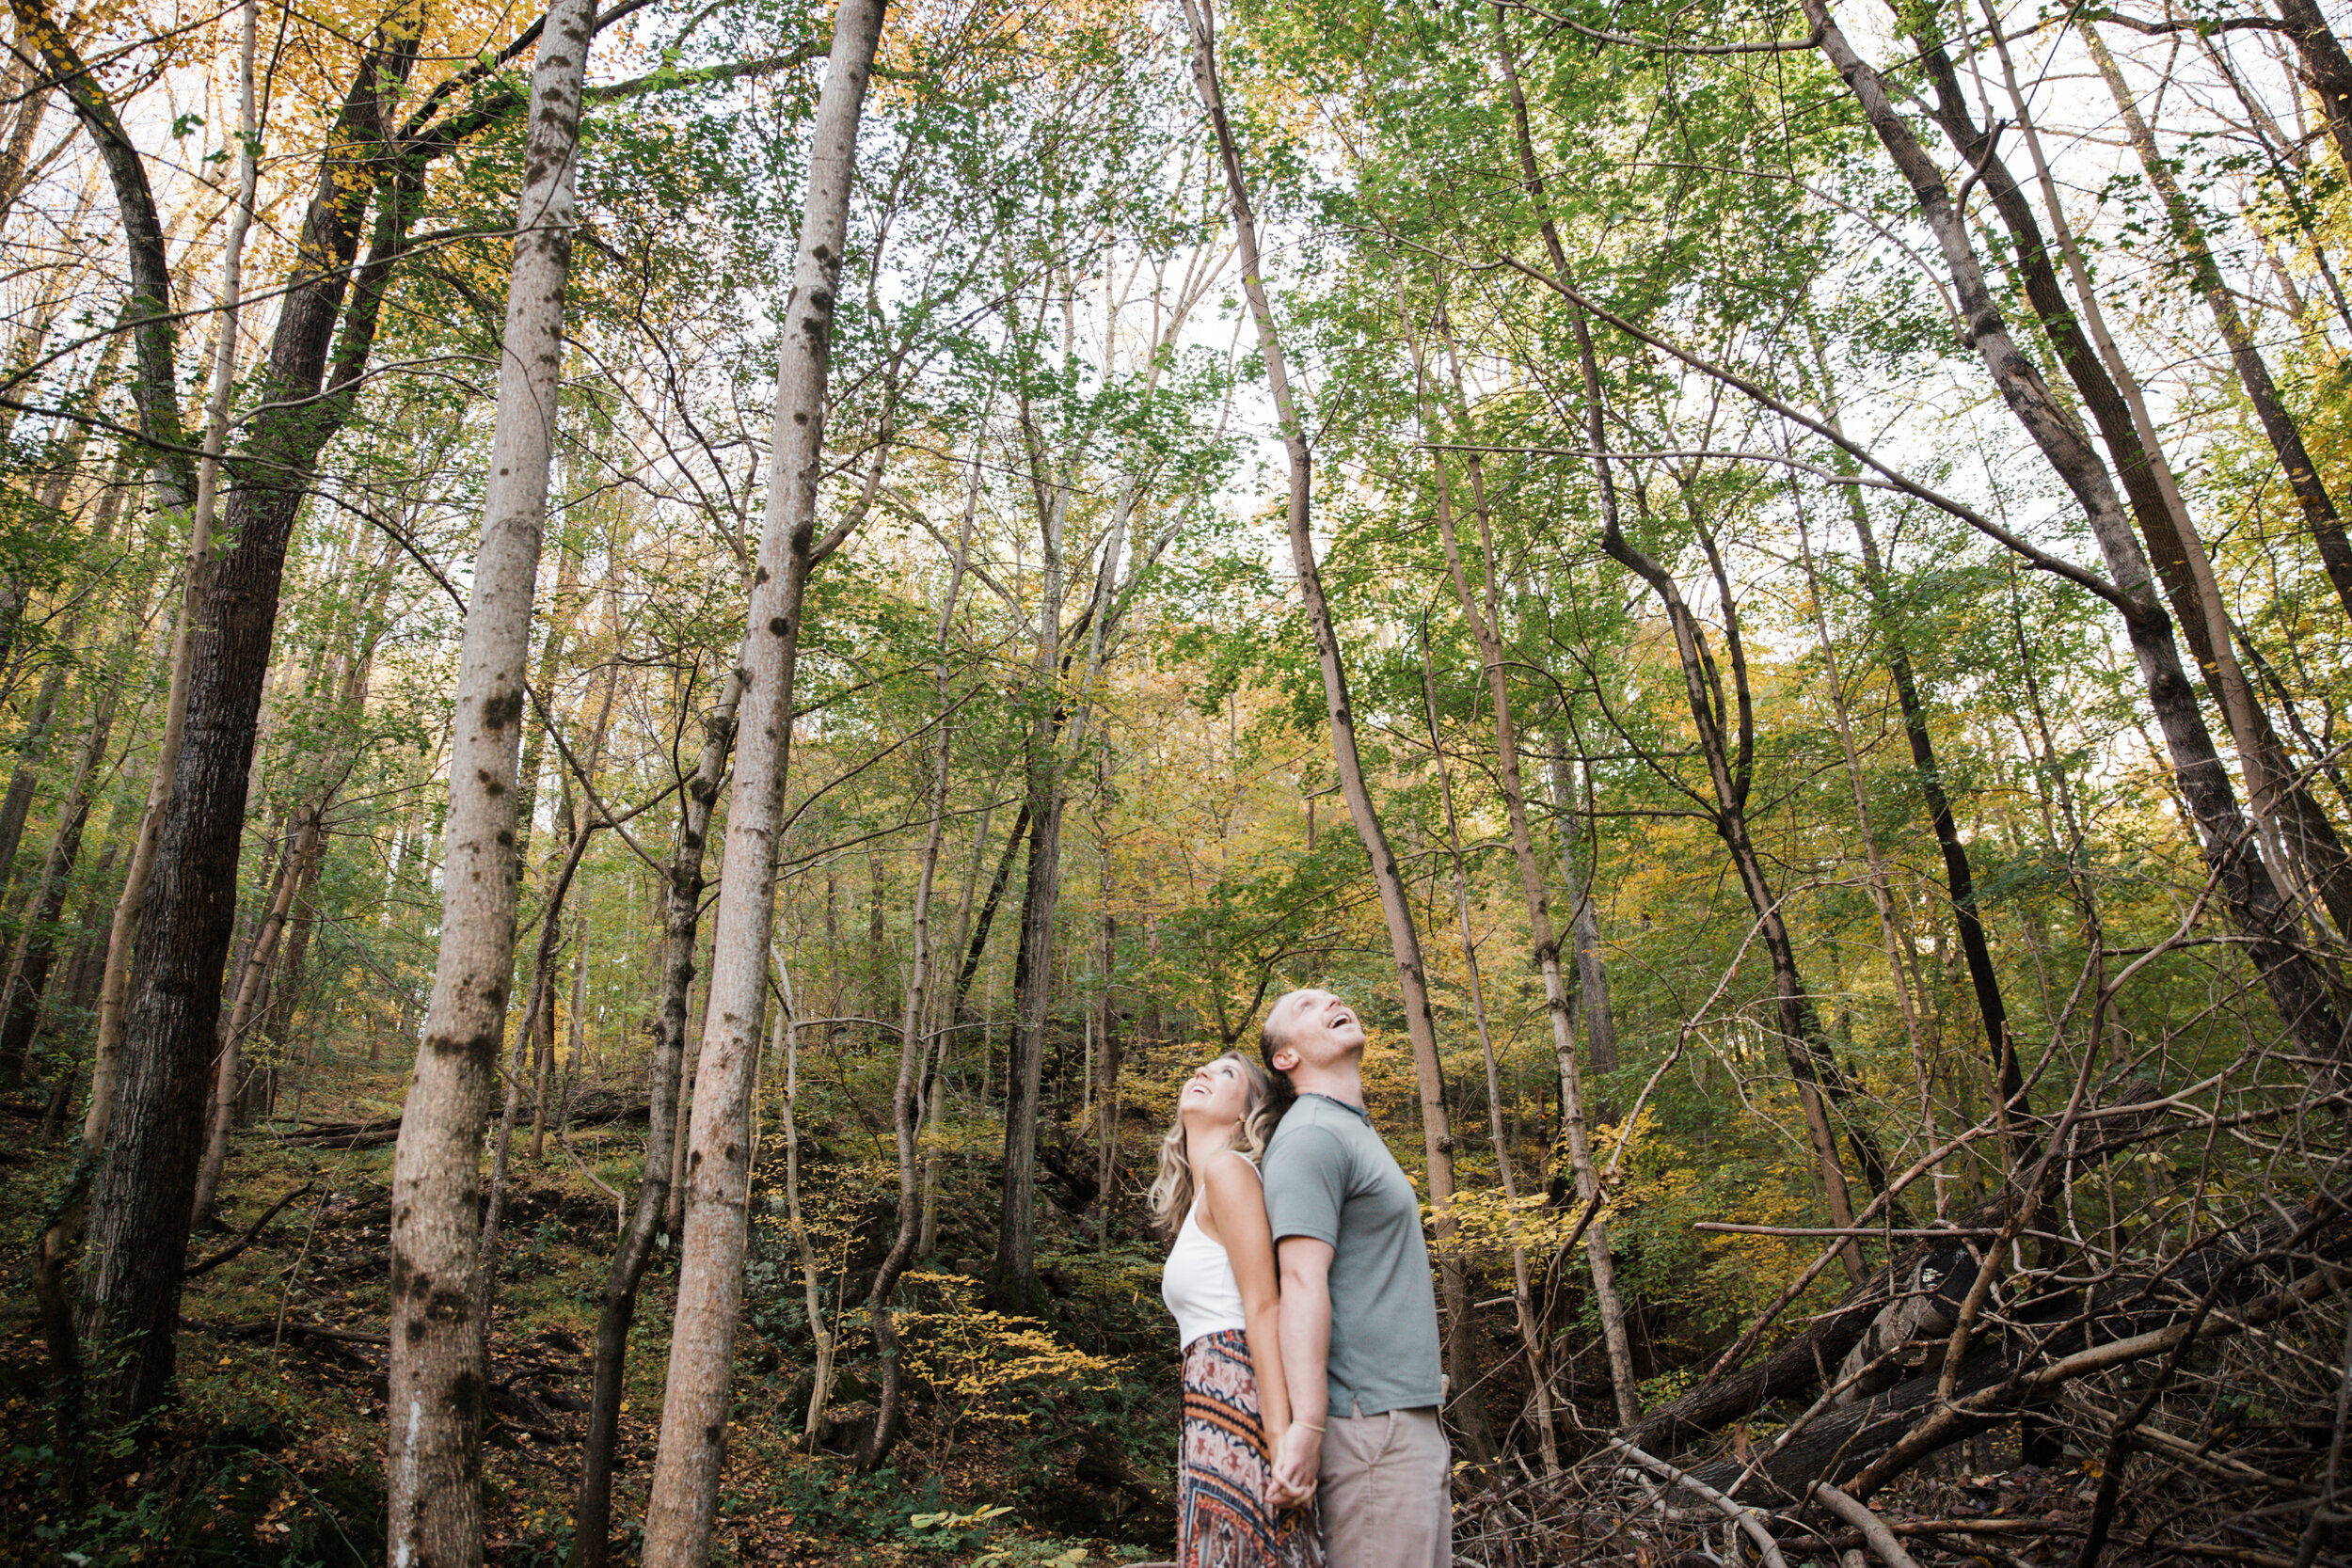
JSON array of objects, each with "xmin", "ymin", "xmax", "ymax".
[{"xmin": 1259, "ymin": 988, "xmax": 1451, "ymax": 1568}]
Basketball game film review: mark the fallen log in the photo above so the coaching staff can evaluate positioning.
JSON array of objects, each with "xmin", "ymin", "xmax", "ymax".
[
  {"xmin": 182, "ymin": 1182, "xmax": 313, "ymax": 1278},
  {"xmin": 276, "ymin": 1094, "xmax": 647, "ymax": 1149},
  {"xmin": 183, "ymin": 1315, "xmax": 390, "ymax": 1347},
  {"xmin": 1628, "ymin": 1083, "xmax": 2163, "ymax": 1456},
  {"xmin": 1684, "ymin": 1205, "xmax": 2347, "ymax": 1502}
]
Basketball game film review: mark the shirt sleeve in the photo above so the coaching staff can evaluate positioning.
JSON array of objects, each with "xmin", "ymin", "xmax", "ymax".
[{"xmin": 1263, "ymin": 1124, "xmax": 1350, "ymax": 1245}]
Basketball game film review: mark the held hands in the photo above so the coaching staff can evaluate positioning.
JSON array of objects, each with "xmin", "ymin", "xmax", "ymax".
[{"xmin": 1266, "ymin": 1420, "xmax": 1322, "ymax": 1509}]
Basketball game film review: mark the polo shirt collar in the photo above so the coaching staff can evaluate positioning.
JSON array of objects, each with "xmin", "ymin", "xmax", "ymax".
[{"xmin": 1299, "ymin": 1091, "xmax": 1372, "ymax": 1123}]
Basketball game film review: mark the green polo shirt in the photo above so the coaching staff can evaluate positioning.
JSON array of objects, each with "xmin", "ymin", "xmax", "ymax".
[{"xmin": 1263, "ymin": 1092, "xmax": 1443, "ymax": 1416}]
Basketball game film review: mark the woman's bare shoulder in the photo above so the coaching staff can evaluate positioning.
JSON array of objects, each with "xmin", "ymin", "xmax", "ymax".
[{"xmin": 1200, "ymin": 1147, "xmax": 1264, "ymax": 1196}]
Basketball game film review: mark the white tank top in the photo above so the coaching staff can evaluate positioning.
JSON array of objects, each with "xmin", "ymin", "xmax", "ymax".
[{"xmin": 1161, "ymin": 1157, "xmax": 1256, "ymax": 1349}]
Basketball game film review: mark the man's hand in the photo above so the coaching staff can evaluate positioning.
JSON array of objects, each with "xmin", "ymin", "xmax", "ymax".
[{"xmin": 1268, "ymin": 1420, "xmax": 1321, "ymax": 1507}]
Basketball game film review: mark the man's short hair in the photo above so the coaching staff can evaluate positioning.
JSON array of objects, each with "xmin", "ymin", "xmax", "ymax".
[{"xmin": 1258, "ymin": 998, "xmax": 1298, "ymax": 1123}]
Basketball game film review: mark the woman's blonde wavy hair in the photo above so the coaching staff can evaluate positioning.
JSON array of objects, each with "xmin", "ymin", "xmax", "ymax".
[{"xmin": 1148, "ymin": 1052, "xmax": 1280, "ymax": 1243}]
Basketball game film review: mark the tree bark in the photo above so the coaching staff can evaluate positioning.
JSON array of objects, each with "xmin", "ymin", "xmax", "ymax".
[
  {"xmin": 2272, "ymin": 0, "xmax": 2352, "ymax": 197},
  {"xmin": 384, "ymin": 0, "xmax": 596, "ymax": 1557},
  {"xmin": 1181, "ymin": 0, "xmax": 1493, "ymax": 1460},
  {"xmin": 638, "ymin": 5, "xmax": 887, "ymax": 1558}
]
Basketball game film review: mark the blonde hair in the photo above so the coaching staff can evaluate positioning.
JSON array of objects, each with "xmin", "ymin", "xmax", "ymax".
[{"xmin": 1149, "ymin": 1052, "xmax": 1279, "ymax": 1243}]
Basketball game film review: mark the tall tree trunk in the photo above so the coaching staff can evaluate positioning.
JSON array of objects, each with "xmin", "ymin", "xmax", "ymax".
[
  {"xmin": 1088, "ymin": 905, "xmax": 1120, "ymax": 1230},
  {"xmin": 1804, "ymin": 0, "xmax": 2346, "ymax": 1071},
  {"xmin": 571, "ymin": 663, "xmax": 739, "ymax": 1568},
  {"xmin": 481, "ymin": 821, "xmax": 595, "ymax": 1338},
  {"xmin": 1412, "ymin": 303, "xmax": 1641, "ymax": 1426},
  {"xmin": 2271, "ymin": 0, "xmax": 2352, "ymax": 196},
  {"xmin": 1788, "ymin": 495, "xmax": 1939, "ymax": 1162},
  {"xmin": 23, "ymin": 0, "xmax": 208, "ymax": 1366},
  {"xmin": 771, "ymin": 958, "xmax": 836, "ymax": 1449},
  {"xmin": 954, "ymin": 799, "xmax": 1031, "ymax": 1019},
  {"xmin": 384, "ymin": 2, "xmax": 596, "ymax": 1558},
  {"xmin": 1492, "ymin": 3, "xmax": 1890, "ymax": 1269},
  {"xmin": 534, "ymin": 668, "xmax": 615, "ymax": 1160},
  {"xmin": 988, "ymin": 473, "xmax": 1068, "ymax": 1314},
  {"xmin": 638, "ymin": 5, "xmax": 887, "ymax": 1558},
  {"xmin": 75, "ymin": 12, "xmax": 395, "ymax": 1427},
  {"xmin": 1545, "ymin": 743, "xmax": 1617, "ymax": 1082},
  {"xmin": 1182, "ymin": 0, "xmax": 1494, "ymax": 1460},
  {"xmin": 1911, "ymin": 11, "xmax": 2352, "ymax": 946},
  {"xmin": 514, "ymin": 543, "xmax": 587, "ymax": 881}
]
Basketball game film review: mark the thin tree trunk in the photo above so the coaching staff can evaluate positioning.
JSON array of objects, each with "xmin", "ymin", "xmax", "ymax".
[
  {"xmin": 1916, "ymin": 10, "xmax": 2352, "ymax": 945},
  {"xmin": 1088, "ymin": 905, "xmax": 1120, "ymax": 1232},
  {"xmin": 859, "ymin": 417, "xmax": 976, "ymax": 1468},
  {"xmin": 189, "ymin": 807, "xmax": 322, "ymax": 1227},
  {"xmin": 1413, "ymin": 301, "xmax": 1641, "ymax": 1426},
  {"xmin": 1419, "ymin": 624, "xmax": 1563, "ymax": 1473},
  {"xmin": 0, "ymin": 677, "xmax": 116, "ymax": 1088},
  {"xmin": 1788, "ymin": 494, "xmax": 1938, "ymax": 1165},
  {"xmin": 1805, "ymin": 0, "xmax": 2347, "ymax": 1073},
  {"xmin": 638, "ymin": 6, "xmax": 887, "ymax": 1557},
  {"xmin": 559, "ymin": 910, "xmax": 588, "ymax": 1128},
  {"xmin": 481, "ymin": 821, "xmax": 596, "ymax": 1336},
  {"xmin": 1182, "ymin": 0, "xmax": 1494, "ymax": 1460},
  {"xmin": 2084, "ymin": 24, "xmax": 2352, "ymax": 622},
  {"xmin": 535, "ymin": 668, "xmax": 616, "ymax": 1160},
  {"xmin": 988, "ymin": 400, "xmax": 1073, "ymax": 1315},
  {"xmin": 384, "ymin": 2, "xmax": 596, "ymax": 1557},
  {"xmin": 1796, "ymin": 316, "xmax": 2024, "ymax": 1148},
  {"xmin": 571, "ymin": 663, "xmax": 741, "ymax": 1568},
  {"xmin": 776, "ymin": 958, "xmax": 836, "ymax": 1450},
  {"xmin": 514, "ymin": 544, "xmax": 587, "ymax": 880},
  {"xmin": 954, "ymin": 799, "xmax": 1030, "ymax": 1019},
  {"xmin": 40, "ymin": 837, "xmax": 120, "ymax": 1145}
]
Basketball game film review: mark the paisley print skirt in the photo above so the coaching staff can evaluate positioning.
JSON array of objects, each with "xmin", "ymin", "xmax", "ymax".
[{"xmin": 1179, "ymin": 1328, "xmax": 1323, "ymax": 1568}]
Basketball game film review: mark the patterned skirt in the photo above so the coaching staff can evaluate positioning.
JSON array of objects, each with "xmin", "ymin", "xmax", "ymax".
[{"xmin": 1179, "ymin": 1328, "xmax": 1323, "ymax": 1568}]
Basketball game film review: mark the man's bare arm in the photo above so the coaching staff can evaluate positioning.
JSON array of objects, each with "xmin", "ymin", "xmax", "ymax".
[{"xmin": 1270, "ymin": 1236, "xmax": 1334, "ymax": 1504}]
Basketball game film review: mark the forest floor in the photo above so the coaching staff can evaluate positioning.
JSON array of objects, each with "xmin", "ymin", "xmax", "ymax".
[
  {"xmin": 0, "ymin": 1058, "xmax": 2295, "ymax": 1568},
  {"xmin": 0, "ymin": 1057, "xmax": 1181, "ymax": 1568}
]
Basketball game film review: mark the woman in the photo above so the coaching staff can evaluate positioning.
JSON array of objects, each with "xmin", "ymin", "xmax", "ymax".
[{"xmin": 1154, "ymin": 1053, "xmax": 1322, "ymax": 1568}]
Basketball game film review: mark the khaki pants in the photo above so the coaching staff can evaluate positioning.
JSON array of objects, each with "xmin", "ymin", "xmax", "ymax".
[{"xmin": 1317, "ymin": 1404, "xmax": 1450, "ymax": 1568}]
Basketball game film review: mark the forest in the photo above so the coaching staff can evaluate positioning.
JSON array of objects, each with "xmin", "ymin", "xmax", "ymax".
[{"xmin": 0, "ymin": 0, "xmax": 2347, "ymax": 1560}]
